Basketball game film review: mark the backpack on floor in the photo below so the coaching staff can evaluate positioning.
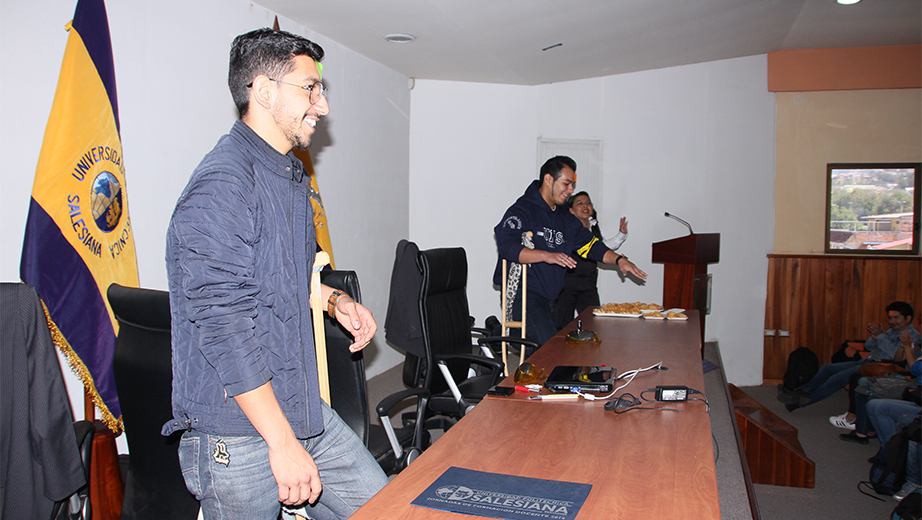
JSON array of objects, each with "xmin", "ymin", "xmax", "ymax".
[
  {"xmin": 861, "ymin": 430, "xmax": 909, "ymax": 498},
  {"xmin": 783, "ymin": 347, "xmax": 819, "ymax": 391},
  {"xmin": 891, "ymin": 490, "xmax": 921, "ymax": 520}
]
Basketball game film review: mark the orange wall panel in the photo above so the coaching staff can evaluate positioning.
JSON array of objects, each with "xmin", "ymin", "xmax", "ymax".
[{"xmin": 768, "ymin": 45, "xmax": 921, "ymax": 92}]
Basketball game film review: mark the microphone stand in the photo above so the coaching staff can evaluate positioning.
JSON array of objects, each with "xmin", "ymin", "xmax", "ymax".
[{"xmin": 664, "ymin": 212, "xmax": 694, "ymax": 235}]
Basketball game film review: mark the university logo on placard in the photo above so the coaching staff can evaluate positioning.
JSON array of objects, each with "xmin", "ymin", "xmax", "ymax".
[{"xmin": 436, "ymin": 486, "xmax": 474, "ymax": 500}]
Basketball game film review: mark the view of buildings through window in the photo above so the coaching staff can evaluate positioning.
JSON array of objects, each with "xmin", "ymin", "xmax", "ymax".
[{"xmin": 827, "ymin": 164, "xmax": 919, "ymax": 253}]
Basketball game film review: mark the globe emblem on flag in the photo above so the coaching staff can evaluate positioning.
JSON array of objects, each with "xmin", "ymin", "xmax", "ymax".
[
  {"xmin": 436, "ymin": 485, "xmax": 474, "ymax": 500},
  {"xmin": 91, "ymin": 171, "xmax": 123, "ymax": 232}
]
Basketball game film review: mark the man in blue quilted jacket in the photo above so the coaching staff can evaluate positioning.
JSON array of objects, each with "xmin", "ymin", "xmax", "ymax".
[{"xmin": 163, "ymin": 28, "xmax": 387, "ymax": 519}]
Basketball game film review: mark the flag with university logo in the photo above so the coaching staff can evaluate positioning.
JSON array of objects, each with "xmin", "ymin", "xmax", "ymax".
[{"xmin": 20, "ymin": 0, "xmax": 137, "ymax": 432}]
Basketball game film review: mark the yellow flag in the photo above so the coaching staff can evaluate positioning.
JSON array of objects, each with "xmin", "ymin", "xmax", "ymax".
[{"xmin": 20, "ymin": 0, "xmax": 138, "ymax": 432}]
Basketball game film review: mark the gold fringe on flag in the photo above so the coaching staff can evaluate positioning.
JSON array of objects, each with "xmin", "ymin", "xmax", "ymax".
[{"xmin": 40, "ymin": 299, "xmax": 122, "ymax": 433}]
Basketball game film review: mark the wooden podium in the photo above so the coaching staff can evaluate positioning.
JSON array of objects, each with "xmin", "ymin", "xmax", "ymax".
[{"xmin": 652, "ymin": 233, "xmax": 720, "ymax": 343}]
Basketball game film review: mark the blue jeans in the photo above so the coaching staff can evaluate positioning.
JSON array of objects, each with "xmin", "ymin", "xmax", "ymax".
[
  {"xmin": 178, "ymin": 401, "xmax": 387, "ymax": 520},
  {"xmin": 909, "ymin": 442, "xmax": 920, "ymax": 487},
  {"xmin": 866, "ymin": 398, "xmax": 920, "ymax": 445},
  {"xmin": 797, "ymin": 358, "xmax": 867, "ymax": 407},
  {"xmin": 866, "ymin": 399, "xmax": 921, "ymax": 485}
]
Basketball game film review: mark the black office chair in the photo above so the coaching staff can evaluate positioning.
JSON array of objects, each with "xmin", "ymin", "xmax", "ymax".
[
  {"xmin": 320, "ymin": 270, "xmax": 430, "ymax": 473},
  {"xmin": 50, "ymin": 420, "xmax": 94, "ymax": 520},
  {"xmin": 386, "ymin": 242, "xmax": 535, "ymax": 426},
  {"xmin": 107, "ymin": 284, "xmax": 200, "ymax": 520}
]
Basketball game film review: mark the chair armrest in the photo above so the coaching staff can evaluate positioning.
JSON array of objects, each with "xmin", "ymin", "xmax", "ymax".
[
  {"xmin": 433, "ymin": 353, "xmax": 505, "ymax": 373},
  {"xmin": 470, "ymin": 326, "xmax": 492, "ymax": 338},
  {"xmin": 374, "ymin": 388, "xmax": 430, "ymax": 418},
  {"xmin": 477, "ymin": 336, "xmax": 541, "ymax": 351},
  {"xmin": 433, "ymin": 353, "xmax": 505, "ymax": 413},
  {"xmin": 375, "ymin": 388, "xmax": 431, "ymax": 463}
]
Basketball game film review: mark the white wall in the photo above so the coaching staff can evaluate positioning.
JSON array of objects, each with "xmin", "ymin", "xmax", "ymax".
[
  {"xmin": 1, "ymin": 0, "xmax": 774, "ymax": 439},
  {"xmin": 410, "ymin": 55, "xmax": 775, "ymax": 386},
  {"xmin": 0, "ymin": 0, "xmax": 411, "ymax": 447}
]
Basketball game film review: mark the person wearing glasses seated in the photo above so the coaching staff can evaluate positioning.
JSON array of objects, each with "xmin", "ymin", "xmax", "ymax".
[
  {"xmin": 779, "ymin": 301, "xmax": 920, "ymax": 413},
  {"xmin": 164, "ymin": 28, "xmax": 386, "ymax": 520},
  {"xmin": 555, "ymin": 191, "xmax": 629, "ymax": 330}
]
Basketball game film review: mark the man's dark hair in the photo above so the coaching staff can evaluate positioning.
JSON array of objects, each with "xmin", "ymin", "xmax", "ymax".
[
  {"xmin": 887, "ymin": 301, "xmax": 914, "ymax": 320},
  {"xmin": 539, "ymin": 156, "xmax": 577, "ymax": 182},
  {"xmin": 228, "ymin": 28, "xmax": 324, "ymax": 118}
]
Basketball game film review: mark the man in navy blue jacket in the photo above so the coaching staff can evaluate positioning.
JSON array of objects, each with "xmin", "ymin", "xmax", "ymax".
[
  {"xmin": 165, "ymin": 29, "xmax": 386, "ymax": 520},
  {"xmin": 493, "ymin": 156, "xmax": 647, "ymax": 346}
]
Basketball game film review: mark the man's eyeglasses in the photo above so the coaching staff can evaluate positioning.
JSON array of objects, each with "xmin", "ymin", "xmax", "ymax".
[{"xmin": 247, "ymin": 78, "xmax": 326, "ymax": 104}]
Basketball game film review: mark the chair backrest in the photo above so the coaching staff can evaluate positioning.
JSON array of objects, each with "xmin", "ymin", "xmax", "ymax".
[
  {"xmin": 418, "ymin": 247, "xmax": 474, "ymax": 393},
  {"xmin": 319, "ymin": 270, "xmax": 370, "ymax": 446},
  {"xmin": 383, "ymin": 240, "xmax": 428, "ymax": 388},
  {"xmin": 107, "ymin": 284, "xmax": 199, "ymax": 520}
]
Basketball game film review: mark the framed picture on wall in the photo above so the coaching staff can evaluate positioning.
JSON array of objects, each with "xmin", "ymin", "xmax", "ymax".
[{"xmin": 825, "ymin": 162, "xmax": 921, "ymax": 255}]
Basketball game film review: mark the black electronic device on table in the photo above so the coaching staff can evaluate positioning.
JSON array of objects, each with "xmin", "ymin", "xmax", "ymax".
[{"xmin": 544, "ymin": 365, "xmax": 615, "ymax": 393}]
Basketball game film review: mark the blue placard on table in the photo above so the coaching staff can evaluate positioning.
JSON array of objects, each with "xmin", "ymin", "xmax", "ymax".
[{"xmin": 411, "ymin": 466, "xmax": 592, "ymax": 520}]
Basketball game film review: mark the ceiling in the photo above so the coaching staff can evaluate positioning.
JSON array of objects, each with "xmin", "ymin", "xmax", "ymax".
[{"xmin": 259, "ymin": 0, "xmax": 921, "ymax": 86}]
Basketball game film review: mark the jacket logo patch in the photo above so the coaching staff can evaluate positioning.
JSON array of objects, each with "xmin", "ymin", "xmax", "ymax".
[
  {"xmin": 212, "ymin": 439, "xmax": 230, "ymax": 466},
  {"xmin": 502, "ymin": 216, "xmax": 523, "ymax": 230}
]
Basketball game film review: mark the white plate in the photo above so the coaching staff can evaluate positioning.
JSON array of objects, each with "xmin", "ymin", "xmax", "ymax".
[
  {"xmin": 665, "ymin": 315, "xmax": 688, "ymax": 321},
  {"xmin": 664, "ymin": 308, "xmax": 686, "ymax": 314},
  {"xmin": 592, "ymin": 310, "xmax": 642, "ymax": 318},
  {"xmin": 643, "ymin": 314, "xmax": 665, "ymax": 320},
  {"xmin": 640, "ymin": 308, "xmax": 665, "ymax": 314}
]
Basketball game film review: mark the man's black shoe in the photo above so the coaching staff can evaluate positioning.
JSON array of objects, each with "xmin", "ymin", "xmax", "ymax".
[
  {"xmin": 785, "ymin": 403, "xmax": 799, "ymax": 412},
  {"xmin": 777, "ymin": 387, "xmax": 810, "ymax": 405},
  {"xmin": 840, "ymin": 431, "xmax": 870, "ymax": 445}
]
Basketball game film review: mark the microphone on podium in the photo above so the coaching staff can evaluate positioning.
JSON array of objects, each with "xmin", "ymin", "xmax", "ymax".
[{"xmin": 664, "ymin": 212, "xmax": 694, "ymax": 235}]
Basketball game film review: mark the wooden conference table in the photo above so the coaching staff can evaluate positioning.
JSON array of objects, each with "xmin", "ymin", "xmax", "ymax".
[{"xmin": 350, "ymin": 309, "xmax": 720, "ymax": 520}]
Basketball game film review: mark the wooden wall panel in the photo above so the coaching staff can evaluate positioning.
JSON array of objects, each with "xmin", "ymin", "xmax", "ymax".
[{"xmin": 763, "ymin": 255, "xmax": 921, "ymax": 382}]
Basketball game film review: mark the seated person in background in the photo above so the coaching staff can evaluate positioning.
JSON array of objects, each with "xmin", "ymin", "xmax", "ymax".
[
  {"xmin": 865, "ymin": 358, "xmax": 921, "ymax": 501},
  {"xmin": 555, "ymin": 191, "xmax": 629, "ymax": 330},
  {"xmin": 834, "ymin": 327, "xmax": 920, "ymax": 440},
  {"xmin": 779, "ymin": 301, "xmax": 921, "ymax": 412}
]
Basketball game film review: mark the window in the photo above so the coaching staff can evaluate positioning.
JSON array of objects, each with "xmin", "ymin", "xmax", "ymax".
[{"xmin": 825, "ymin": 163, "xmax": 921, "ymax": 255}]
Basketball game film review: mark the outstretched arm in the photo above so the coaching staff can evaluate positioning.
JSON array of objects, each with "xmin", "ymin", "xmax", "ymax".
[{"xmin": 602, "ymin": 250, "xmax": 647, "ymax": 280}]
